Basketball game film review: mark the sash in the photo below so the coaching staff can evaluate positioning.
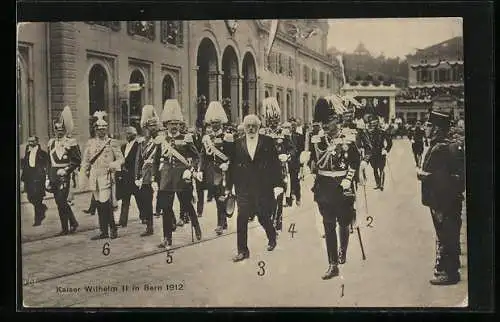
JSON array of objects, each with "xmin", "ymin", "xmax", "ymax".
[
  {"xmin": 142, "ymin": 141, "xmax": 157, "ymax": 164},
  {"xmin": 203, "ymin": 135, "xmax": 229, "ymax": 162},
  {"xmin": 161, "ymin": 139, "xmax": 191, "ymax": 167},
  {"xmin": 88, "ymin": 139, "xmax": 112, "ymax": 166}
]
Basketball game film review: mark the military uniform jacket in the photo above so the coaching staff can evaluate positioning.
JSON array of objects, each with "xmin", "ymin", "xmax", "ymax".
[
  {"xmin": 408, "ymin": 127, "xmax": 426, "ymax": 144},
  {"xmin": 262, "ymin": 127, "xmax": 297, "ymax": 185},
  {"xmin": 358, "ymin": 128, "xmax": 393, "ymax": 162},
  {"xmin": 200, "ymin": 130, "xmax": 233, "ymax": 187},
  {"xmin": 47, "ymin": 137, "xmax": 81, "ymax": 184},
  {"xmin": 137, "ymin": 136, "xmax": 159, "ymax": 185},
  {"xmin": 420, "ymin": 138, "xmax": 465, "ymax": 212},
  {"xmin": 82, "ymin": 137, "xmax": 124, "ymax": 202},
  {"xmin": 154, "ymin": 133, "xmax": 200, "ymax": 192},
  {"xmin": 289, "ymin": 132, "xmax": 305, "ymax": 170},
  {"xmin": 310, "ymin": 133, "xmax": 359, "ymax": 205}
]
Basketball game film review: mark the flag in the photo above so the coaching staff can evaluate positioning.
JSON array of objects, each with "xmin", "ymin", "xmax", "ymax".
[
  {"xmin": 266, "ymin": 20, "xmax": 279, "ymax": 58},
  {"xmin": 302, "ymin": 28, "xmax": 318, "ymax": 39},
  {"xmin": 336, "ymin": 54, "xmax": 347, "ymax": 86}
]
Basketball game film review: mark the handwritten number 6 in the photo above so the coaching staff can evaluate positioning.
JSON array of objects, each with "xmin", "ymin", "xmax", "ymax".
[{"xmin": 102, "ymin": 242, "xmax": 110, "ymax": 256}]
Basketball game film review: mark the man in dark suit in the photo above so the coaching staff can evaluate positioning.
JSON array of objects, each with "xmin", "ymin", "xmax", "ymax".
[
  {"xmin": 286, "ymin": 118, "xmax": 306, "ymax": 206},
  {"xmin": 417, "ymin": 110, "xmax": 465, "ymax": 285},
  {"xmin": 21, "ymin": 136, "xmax": 49, "ymax": 226},
  {"xmin": 118, "ymin": 126, "xmax": 141, "ymax": 227},
  {"xmin": 225, "ymin": 114, "xmax": 281, "ymax": 262}
]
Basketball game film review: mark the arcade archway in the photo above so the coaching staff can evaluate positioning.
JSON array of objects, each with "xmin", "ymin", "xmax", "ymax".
[
  {"xmin": 242, "ymin": 52, "xmax": 257, "ymax": 116},
  {"xmin": 162, "ymin": 74, "xmax": 175, "ymax": 103},
  {"xmin": 222, "ymin": 46, "xmax": 239, "ymax": 123},
  {"xmin": 89, "ymin": 63, "xmax": 109, "ymax": 117},
  {"xmin": 196, "ymin": 38, "xmax": 218, "ymax": 124},
  {"xmin": 129, "ymin": 69, "xmax": 145, "ymax": 126}
]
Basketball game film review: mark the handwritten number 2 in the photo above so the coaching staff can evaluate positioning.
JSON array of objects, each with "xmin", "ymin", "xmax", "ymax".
[{"xmin": 366, "ymin": 216, "xmax": 374, "ymax": 228}]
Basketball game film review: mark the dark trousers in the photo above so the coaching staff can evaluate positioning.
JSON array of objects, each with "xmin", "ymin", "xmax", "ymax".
[
  {"xmin": 96, "ymin": 199, "xmax": 117, "ymax": 236},
  {"xmin": 271, "ymin": 192, "xmax": 284, "ymax": 229},
  {"xmin": 196, "ymin": 181, "xmax": 205, "ymax": 215},
  {"xmin": 137, "ymin": 185, "xmax": 154, "ymax": 230},
  {"xmin": 430, "ymin": 205, "xmax": 462, "ymax": 278},
  {"xmin": 119, "ymin": 185, "xmax": 140, "ymax": 225},
  {"xmin": 209, "ymin": 184, "xmax": 227, "ymax": 228},
  {"xmin": 158, "ymin": 190, "xmax": 200, "ymax": 241},
  {"xmin": 236, "ymin": 200, "xmax": 276, "ymax": 254},
  {"xmin": 290, "ymin": 167, "xmax": 301, "ymax": 201},
  {"xmin": 317, "ymin": 202, "xmax": 352, "ymax": 264},
  {"xmin": 29, "ymin": 197, "xmax": 46, "ymax": 223},
  {"xmin": 88, "ymin": 195, "xmax": 98, "ymax": 214},
  {"xmin": 53, "ymin": 183, "xmax": 78, "ymax": 232},
  {"xmin": 370, "ymin": 155, "xmax": 386, "ymax": 187}
]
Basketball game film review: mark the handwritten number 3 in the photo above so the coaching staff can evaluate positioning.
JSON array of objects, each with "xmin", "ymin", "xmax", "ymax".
[{"xmin": 257, "ymin": 261, "xmax": 266, "ymax": 276}]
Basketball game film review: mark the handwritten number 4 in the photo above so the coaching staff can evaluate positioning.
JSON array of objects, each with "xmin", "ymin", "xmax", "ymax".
[
  {"xmin": 366, "ymin": 216, "xmax": 374, "ymax": 228},
  {"xmin": 102, "ymin": 242, "xmax": 110, "ymax": 256},
  {"xmin": 288, "ymin": 223, "xmax": 297, "ymax": 238}
]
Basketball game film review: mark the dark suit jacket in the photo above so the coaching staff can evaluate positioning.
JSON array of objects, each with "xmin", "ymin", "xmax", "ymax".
[
  {"xmin": 120, "ymin": 140, "xmax": 141, "ymax": 182},
  {"xmin": 226, "ymin": 134, "xmax": 281, "ymax": 215},
  {"xmin": 21, "ymin": 145, "xmax": 49, "ymax": 200},
  {"xmin": 290, "ymin": 132, "xmax": 305, "ymax": 170}
]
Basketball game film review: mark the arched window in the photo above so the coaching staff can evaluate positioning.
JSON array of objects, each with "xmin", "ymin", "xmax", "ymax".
[
  {"xmin": 88, "ymin": 64, "xmax": 109, "ymax": 117},
  {"xmin": 162, "ymin": 74, "xmax": 175, "ymax": 103},
  {"xmin": 265, "ymin": 90, "xmax": 270, "ymax": 98},
  {"xmin": 129, "ymin": 69, "xmax": 145, "ymax": 125}
]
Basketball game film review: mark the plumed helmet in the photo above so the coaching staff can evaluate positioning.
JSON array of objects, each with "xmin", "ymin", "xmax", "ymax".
[
  {"xmin": 161, "ymin": 99, "xmax": 184, "ymax": 123},
  {"xmin": 262, "ymin": 97, "xmax": 281, "ymax": 120},
  {"xmin": 93, "ymin": 111, "xmax": 108, "ymax": 130},
  {"xmin": 205, "ymin": 101, "xmax": 228, "ymax": 124},
  {"xmin": 53, "ymin": 105, "xmax": 74, "ymax": 133},
  {"xmin": 140, "ymin": 105, "xmax": 160, "ymax": 128},
  {"xmin": 313, "ymin": 97, "xmax": 336, "ymax": 124}
]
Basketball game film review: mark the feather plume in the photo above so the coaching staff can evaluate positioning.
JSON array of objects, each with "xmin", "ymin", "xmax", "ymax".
[
  {"xmin": 205, "ymin": 101, "xmax": 228, "ymax": 124},
  {"xmin": 60, "ymin": 106, "xmax": 74, "ymax": 133},
  {"xmin": 162, "ymin": 99, "xmax": 184, "ymax": 122}
]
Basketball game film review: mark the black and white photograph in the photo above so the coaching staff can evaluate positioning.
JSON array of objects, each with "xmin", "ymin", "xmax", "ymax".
[{"xmin": 18, "ymin": 17, "xmax": 469, "ymax": 308}]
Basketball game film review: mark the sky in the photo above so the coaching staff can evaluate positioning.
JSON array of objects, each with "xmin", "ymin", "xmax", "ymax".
[{"xmin": 327, "ymin": 18, "xmax": 463, "ymax": 59}]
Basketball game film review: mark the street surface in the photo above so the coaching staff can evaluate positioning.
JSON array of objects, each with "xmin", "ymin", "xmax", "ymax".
[{"xmin": 20, "ymin": 140, "xmax": 468, "ymax": 308}]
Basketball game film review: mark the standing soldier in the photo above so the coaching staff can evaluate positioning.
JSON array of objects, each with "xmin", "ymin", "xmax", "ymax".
[
  {"xmin": 417, "ymin": 110, "xmax": 465, "ymax": 285},
  {"xmin": 46, "ymin": 106, "xmax": 81, "ymax": 235},
  {"xmin": 156, "ymin": 99, "xmax": 203, "ymax": 249},
  {"xmin": 359, "ymin": 114, "xmax": 393, "ymax": 191},
  {"xmin": 282, "ymin": 119, "xmax": 306, "ymax": 207},
  {"xmin": 408, "ymin": 120, "xmax": 427, "ymax": 167},
  {"xmin": 310, "ymin": 98, "xmax": 359, "ymax": 280},
  {"xmin": 136, "ymin": 105, "xmax": 161, "ymax": 237},
  {"xmin": 261, "ymin": 97, "xmax": 296, "ymax": 231},
  {"xmin": 82, "ymin": 111, "xmax": 124, "ymax": 240},
  {"xmin": 190, "ymin": 126, "xmax": 205, "ymax": 218},
  {"xmin": 83, "ymin": 116, "xmax": 98, "ymax": 216},
  {"xmin": 200, "ymin": 101, "xmax": 233, "ymax": 235}
]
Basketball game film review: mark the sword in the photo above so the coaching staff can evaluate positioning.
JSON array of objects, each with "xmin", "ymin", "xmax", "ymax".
[{"xmin": 356, "ymin": 226, "xmax": 367, "ymax": 260}]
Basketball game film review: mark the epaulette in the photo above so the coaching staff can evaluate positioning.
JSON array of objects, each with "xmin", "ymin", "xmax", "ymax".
[
  {"xmin": 258, "ymin": 128, "xmax": 266, "ymax": 135},
  {"xmin": 311, "ymin": 134, "xmax": 322, "ymax": 144},
  {"xmin": 184, "ymin": 133, "xmax": 194, "ymax": 144},
  {"xmin": 136, "ymin": 136, "xmax": 145, "ymax": 143},
  {"xmin": 48, "ymin": 138, "xmax": 54, "ymax": 147},
  {"xmin": 110, "ymin": 138, "xmax": 121, "ymax": 147},
  {"xmin": 154, "ymin": 135, "xmax": 164, "ymax": 145},
  {"xmin": 223, "ymin": 133, "xmax": 234, "ymax": 142}
]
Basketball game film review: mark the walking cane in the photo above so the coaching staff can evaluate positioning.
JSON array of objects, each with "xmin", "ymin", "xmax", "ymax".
[{"xmin": 357, "ymin": 226, "xmax": 367, "ymax": 260}]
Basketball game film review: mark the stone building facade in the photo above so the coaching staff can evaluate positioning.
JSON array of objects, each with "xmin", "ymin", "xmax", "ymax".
[{"xmin": 17, "ymin": 20, "xmax": 342, "ymax": 150}]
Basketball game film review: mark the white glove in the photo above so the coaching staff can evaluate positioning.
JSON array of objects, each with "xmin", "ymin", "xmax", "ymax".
[
  {"xmin": 273, "ymin": 187, "xmax": 284, "ymax": 199},
  {"xmin": 134, "ymin": 179, "xmax": 143, "ymax": 188},
  {"xmin": 341, "ymin": 179, "xmax": 351, "ymax": 190},
  {"xmin": 410, "ymin": 139, "xmax": 415, "ymax": 144},
  {"xmin": 219, "ymin": 162, "xmax": 229, "ymax": 172},
  {"xmin": 182, "ymin": 169, "xmax": 192, "ymax": 181},
  {"xmin": 56, "ymin": 168, "xmax": 67, "ymax": 176},
  {"xmin": 299, "ymin": 151, "xmax": 310, "ymax": 164},
  {"xmin": 196, "ymin": 171, "xmax": 203, "ymax": 182},
  {"xmin": 311, "ymin": 135, "xmax": 321, "ymax": 144},
  {"xmin": 45, "ymin": 179, "xmax": 51, "ymax": 190},
  {"xmin": 278, "ymin": 153, "xmax": 289, "ymax": 162},
  {"xmin": 152, "ymin": 182, "xmax": 158, "ymax": 192},
  {"xmin": 360, "ymin": 160, "xmax": 368, "ymax": 169},
  {"xmin": 381, "ymin": 149, "xmax": 387, "ymax": 156}
]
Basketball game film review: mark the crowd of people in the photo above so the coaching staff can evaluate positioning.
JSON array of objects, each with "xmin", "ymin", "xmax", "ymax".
[
  {"xmin": 20, "ymin": 93, "xmax": 465, "ymax": 285},
  {"xmin": 396, "ymin": 85, "xmax": 465, "ymax": 102}
]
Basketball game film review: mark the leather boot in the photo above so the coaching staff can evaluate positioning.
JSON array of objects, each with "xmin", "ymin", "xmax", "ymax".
[
  {"xmin": 338, "ymin": 226, "xmax": 350, "ymax": 264},
  {"xmin": 322, "ymin": 263, "xmax": 339, "ymax": 280}
]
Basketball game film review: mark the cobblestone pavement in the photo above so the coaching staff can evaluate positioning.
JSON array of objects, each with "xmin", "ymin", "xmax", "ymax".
[{"xmin": 21, "ymin": 140, "xmax": 468, "ymax": 308}]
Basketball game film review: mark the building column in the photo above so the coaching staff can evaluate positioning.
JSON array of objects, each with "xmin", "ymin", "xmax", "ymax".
[
  {"xmin": 49, "ymin": 22, "xmax": 78, "ymax": 137},
  {"xmin": 230, "ymin": 74, "xmax": 240, "ymax": 123},
  {"xmin": 208, "ymin": 70, "xmax": 219, "ymax": 103},
  {"xmin": 389, "ymin": 96, "xmax": 396, "ymax": 121},
  {"xmin": 248, "ymin": 78, "xmax": 257, "ymax": 115}
]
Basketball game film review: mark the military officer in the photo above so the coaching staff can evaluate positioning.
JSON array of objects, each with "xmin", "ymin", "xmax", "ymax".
[
  {"xmin": 200, "ymin": 101, "xmax": 234, "ymax": 235},
  {"xmin": 310, "ymin": 98, "xmax": 360, "ymax": 280},
  {"xmin": 82, "ymin": 111, "xmax": 124, "ymax": 240},
  {"xmin": 46, "ymin": 106, "xmax": 81, "ymax": 235},
  {"xmin": 260, "ymin": 97, "xmax": 297, "ymax": 231},
  {"xmin": 418, "ymin": 110, "xmax": 465, "ymax": 285},
  {"xmin": 156, "ymin": 99, "xmax": 203, "ymax": 250},
  {"xmin": 408, "ymin": 120, "xmax": 427, "ymax": 167},
  {"xmin": 135, "ymin": 105, "xmax": 162, "ymax": 236},
  {"xmin": 358, "ymin": 114, "xmax": 393, "ymax": 191}
]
